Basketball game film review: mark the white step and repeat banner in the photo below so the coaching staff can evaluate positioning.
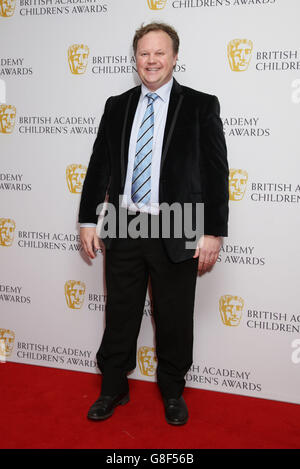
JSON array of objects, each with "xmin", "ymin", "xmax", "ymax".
[{"xmin": 1, "ymin": 0, "xmax": 300, "ymax": 404}]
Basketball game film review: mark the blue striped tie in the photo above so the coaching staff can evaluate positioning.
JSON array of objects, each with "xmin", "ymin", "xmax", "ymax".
[{"xmin": 131, "ymin": 92, "xmax": 158, "ymax": 208}]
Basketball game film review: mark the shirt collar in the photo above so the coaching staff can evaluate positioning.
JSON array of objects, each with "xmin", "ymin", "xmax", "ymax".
[{"xmin": 141, "ymin": 77, "xmax": 173, "ymax": 103}]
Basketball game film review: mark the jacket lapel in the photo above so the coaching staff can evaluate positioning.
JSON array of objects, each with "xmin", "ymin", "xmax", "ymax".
[
  {"xmin": 120, "ymin": 86, "xmax": 140, "ymax": 189},
  {"xmin": 160, "ymin": 79, "xmax": 184, "ymax": 171}
]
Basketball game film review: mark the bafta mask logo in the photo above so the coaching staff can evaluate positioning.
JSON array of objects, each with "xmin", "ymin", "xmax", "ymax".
[
  {"xmin": 68, "ymin": 44, "xmax": 89, "ymax": 75},
  {"xmin": 66, "ymin": 164, "xmax": 87, "ymax": 194},
  {"xmin": 138, "ymin": 346, "xmax": 157, "ymax": 377},
  {"xmin": 64, "ymin": 280, "xmax": 86, "ymax": 309},
  {"xmin": 0, "ymin": 329, "xmax": 15, "ymax": 358},
  {"xmin": 0, "ymin": 218, "xmax": 16, "ymax": 247},
  {"xmin": 229, "ymin": 169, "xmax": 248, "ymax": 201},
  {"xmin": 0, "ymin": 0, "xmax": 16, "ymax": 17},
  {"xmin": 227, "ymin": 39, "xmax": 253, "ymax": 72},
  {"xmin": 219, "ymin": 295, "xmax": 244, "ymax": 327},
  {"xmin": 0, "ymin": 105, "xmax": 16, "ymax": 134},
  {"xmin": 147, "ymin": 0, "xmax": 167, "ymax": 9}
]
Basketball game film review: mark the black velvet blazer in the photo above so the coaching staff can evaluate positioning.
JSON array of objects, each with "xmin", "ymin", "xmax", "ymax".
[{"xmin": 78, "ymin": 79, "xmax": 229, "ymax": 262}]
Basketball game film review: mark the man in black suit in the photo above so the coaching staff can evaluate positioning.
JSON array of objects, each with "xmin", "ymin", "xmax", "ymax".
[{"xmin": 79, "ymin": 22, "xmax": 229, "ymax": 425}]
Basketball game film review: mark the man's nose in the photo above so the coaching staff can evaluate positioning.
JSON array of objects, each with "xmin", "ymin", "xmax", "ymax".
[{"xmin": 147, "ymin": 55, "xmax": 157, "ymax": 63}]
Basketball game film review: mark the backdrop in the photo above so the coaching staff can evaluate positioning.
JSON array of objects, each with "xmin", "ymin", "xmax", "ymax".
[{"xmin": 1, "ymin": 0, "xmax": 300, "ymax": 405}]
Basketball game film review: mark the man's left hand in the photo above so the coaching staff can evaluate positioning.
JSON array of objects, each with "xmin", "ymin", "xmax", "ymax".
[{"xmin": 193, "ymin": 235, "xmax": 222, "ymax": 274}]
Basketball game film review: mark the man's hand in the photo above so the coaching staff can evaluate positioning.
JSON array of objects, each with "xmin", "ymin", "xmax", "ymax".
[
  {"xmin": 193, "ymin": 235, "xmax": 222, "ymax": 274},
  {"xmin": 80, "ymin": 227, "xmax": 101, "ymax": 259}
]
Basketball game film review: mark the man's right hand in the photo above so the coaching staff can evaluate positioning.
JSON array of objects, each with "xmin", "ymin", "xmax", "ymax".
[{"xmin": 80, "ymin": 227, "xmax": 101, "ymax": 259}]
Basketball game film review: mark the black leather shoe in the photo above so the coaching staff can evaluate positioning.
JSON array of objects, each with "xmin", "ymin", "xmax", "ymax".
[
  {"xmin": 87, "ymin": 392, "xmax": 129, "ymax": 421},
  {"xmin": 163, "ymin": 396, "xmax": 189, "ymax": 425}
]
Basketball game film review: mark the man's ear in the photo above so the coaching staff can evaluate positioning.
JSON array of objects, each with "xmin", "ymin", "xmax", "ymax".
[{"xmin": 173, "ymin": 54, "xmax": 178, "ymax": 69}]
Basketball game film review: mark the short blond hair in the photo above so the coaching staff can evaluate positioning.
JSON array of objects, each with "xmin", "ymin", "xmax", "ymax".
[{"xmin": 133, "ymin": 22, "xmax": 180, "ymax": 55}]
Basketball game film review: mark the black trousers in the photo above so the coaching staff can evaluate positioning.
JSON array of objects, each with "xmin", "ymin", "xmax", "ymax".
[{"xmin": 96, "ymin": 218, "xmax": 198, "ymax": 399}]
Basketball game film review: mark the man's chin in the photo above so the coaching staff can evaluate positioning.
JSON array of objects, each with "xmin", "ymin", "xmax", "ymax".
[
  {"xmin": 141, "ymin": 75, "xmax": 170, "ymax": 91},
  {"xmin": 143, "ymin": 76, "xmax": 160, "ymax": 85}
]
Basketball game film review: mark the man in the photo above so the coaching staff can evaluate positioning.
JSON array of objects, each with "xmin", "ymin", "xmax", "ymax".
[{"xmin": 79, "ymin": 22, "xmax": 229, "ymax": 425}]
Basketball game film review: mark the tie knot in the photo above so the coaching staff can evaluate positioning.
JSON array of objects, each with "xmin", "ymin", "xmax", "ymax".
[{"xmin": 146, "ymin": 92, "xmax": 159, "ymax": 103}]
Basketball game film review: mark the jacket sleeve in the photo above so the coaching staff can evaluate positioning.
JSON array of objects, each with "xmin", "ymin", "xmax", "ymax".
[
  {"xmin": 78, "ymin": 98, "xmax": 112, "ymax": 224},
  {"xmin": 201, "ymin": 95, "xmax": 229, "ymax": 236}
]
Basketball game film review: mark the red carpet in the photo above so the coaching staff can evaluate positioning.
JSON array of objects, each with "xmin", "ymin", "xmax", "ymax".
[{"xmin": 1, "ymin": 362, "xmax": 299, "ymax": 449}]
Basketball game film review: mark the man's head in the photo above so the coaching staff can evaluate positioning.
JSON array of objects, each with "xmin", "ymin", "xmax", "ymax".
[{"xmin": 133, "ymin": 22, "xmax": 179, "ymax": 91}]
